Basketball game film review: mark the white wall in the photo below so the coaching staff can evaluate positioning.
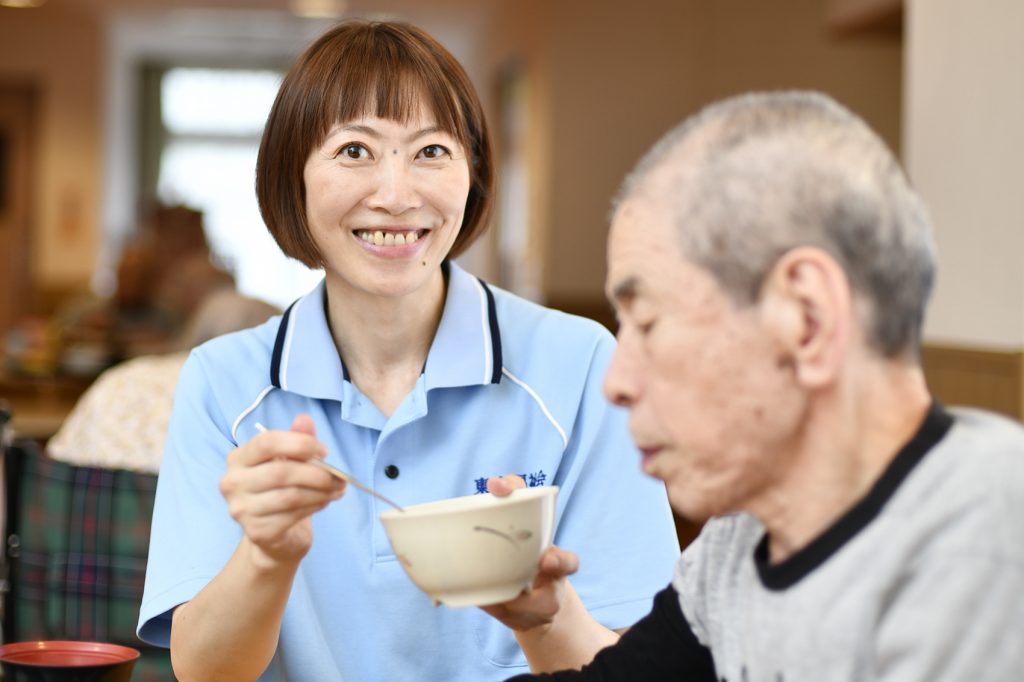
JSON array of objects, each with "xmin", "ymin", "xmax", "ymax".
[{"xmin": 906, "ymin": 0, "xmax": 1024, "ymax": 349}]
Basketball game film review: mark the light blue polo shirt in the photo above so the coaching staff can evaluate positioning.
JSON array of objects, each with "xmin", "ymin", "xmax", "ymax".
[{"xmin": 138, "ymin": 262, "xmax": 679, "ymax": 681}]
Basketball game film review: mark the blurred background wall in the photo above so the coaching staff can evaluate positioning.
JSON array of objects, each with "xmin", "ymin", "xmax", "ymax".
[
  {"xmin": 1, "ymin": 0, "xmax": 1022, "ymax": 420},
  {"xmin": 905, "ymin": 0, "xmax": 1024, "ymax": 417}
]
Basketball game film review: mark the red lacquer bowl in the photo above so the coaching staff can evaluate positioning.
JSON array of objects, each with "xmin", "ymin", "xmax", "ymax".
[{"xmin": 0, "ymin": 640, "xmax": 140, "ymax": 682}]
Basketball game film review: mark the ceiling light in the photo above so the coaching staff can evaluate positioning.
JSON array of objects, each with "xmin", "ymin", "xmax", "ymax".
[{"xmin": 287, "ymin": 0, "xmax": 346, "ymax": 19}]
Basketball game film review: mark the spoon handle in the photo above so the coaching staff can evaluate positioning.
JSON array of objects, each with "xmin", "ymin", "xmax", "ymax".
[
  {"xmin": 309, "ymin": 458, "xmax": 406, "ymax": 512},
  {"xmin": 253, "ymin": 422, "xmax": 405, "ymax": 512}
]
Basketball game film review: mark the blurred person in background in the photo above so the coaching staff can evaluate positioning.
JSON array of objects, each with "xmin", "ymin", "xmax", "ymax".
[
  {"xmin": 48, "ymin": 202, "xmax": 235, "ymax": 376},
  {"xmin": 493, "ymin": 91, "xmax": 1024, "ymax": 681},
  {"xmin": 48, "ymin": 289, "xmax": 280, "ymax": 474},
  {"xmin": 137, "ymin": 19, "xmax": 678, "ymax": 682}
]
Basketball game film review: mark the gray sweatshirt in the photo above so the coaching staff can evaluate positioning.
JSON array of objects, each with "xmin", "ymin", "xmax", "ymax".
[{"xmin": 677, "ymin": 404, "xmax": 1024, "ymax": 682}]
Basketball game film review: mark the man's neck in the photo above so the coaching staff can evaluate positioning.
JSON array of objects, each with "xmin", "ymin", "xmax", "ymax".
[{"xmin": 754, "ymin": 358, "xmax": 933, "ymax": 564}]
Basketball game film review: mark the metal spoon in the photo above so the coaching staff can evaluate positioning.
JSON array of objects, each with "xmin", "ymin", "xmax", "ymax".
[{"xmin": 254, "ymin": 422, "xmax": 405, "ymax": 512}]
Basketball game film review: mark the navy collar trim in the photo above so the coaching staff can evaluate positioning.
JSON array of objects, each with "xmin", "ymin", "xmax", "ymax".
[
  {"xmin": 269, "ymin": 266, "xmax": 503, "ymax": 392},
  {"xmin": 754, "ymin": 400, "xmax": 954, "ymax": 591},
  {"xmin": 270, "ymin": 299, "xmax": 298, "ymax": 389},
  {"xmin": 478, "ymin": 277, "xmax": 503, "ymax": 385}
]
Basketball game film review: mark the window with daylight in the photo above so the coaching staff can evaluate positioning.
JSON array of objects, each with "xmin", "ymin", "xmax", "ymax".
[{"xmin": 152, "ymin": 66, "xmax": 323, "ymax": 308}]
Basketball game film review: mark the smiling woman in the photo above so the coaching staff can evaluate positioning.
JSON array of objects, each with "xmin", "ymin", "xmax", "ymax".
[
  {"xmin": 300, "ymin": 113, "xmax": 471, "ymax": 310},
  {"xmin": 137, "ymin": 20, "xmax": 679, "ymax": 682},
  {"xmin": 255, "ymin": 21, "xmax": 492, "ymax": 269}
]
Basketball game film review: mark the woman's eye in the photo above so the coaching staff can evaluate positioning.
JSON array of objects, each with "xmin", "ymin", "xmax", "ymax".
[
  {"xmin": 419, "ymin": 144, "xmax": 451, "ymax": 160},
  {"xmin": 338, "ymin": 144, "xmax": 370, "ymax": 160}
]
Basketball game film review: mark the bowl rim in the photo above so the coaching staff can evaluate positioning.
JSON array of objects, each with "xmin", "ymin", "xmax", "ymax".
[
  {"xmin": 0, "ymin": 640, "xmax": 141, "ymax": 666},
  {"xmin": 379, "ymin": 484, "xmax": 558, "ymax": 521}
]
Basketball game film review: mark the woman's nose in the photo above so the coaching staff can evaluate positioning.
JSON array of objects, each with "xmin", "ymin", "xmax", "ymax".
[{"xmin": 366, "ymin": 160, "xmax": 421, "ymax": 214}]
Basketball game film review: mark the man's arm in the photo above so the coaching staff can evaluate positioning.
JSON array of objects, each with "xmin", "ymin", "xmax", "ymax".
[
  {"xmin": 482, "ymin": 543, "xmax": 619, "ymax": 672},
  {"xmin": 506, "ymin": 585, "xmax": 716, "ymax": 681}
]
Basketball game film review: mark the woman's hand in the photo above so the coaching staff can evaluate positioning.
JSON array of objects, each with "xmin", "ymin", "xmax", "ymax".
[
  {"xmin": 482, "ymin": 475, "xmax": 580, "ymax": 633},
  {"xmin": 220, "ymin": 414, "xmax": 344, "ymax": 567}
]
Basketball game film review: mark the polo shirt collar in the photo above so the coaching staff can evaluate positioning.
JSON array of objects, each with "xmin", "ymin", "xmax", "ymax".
[
  {"xmin": 269, "ymin": 262, "xmax": 502, "ymax": 401},
  {"xmin": 424, "ymin": 261, "xmax": 503, "ymax": 390},
  {"xmin": 269, "ymin": 279, "xmax": 343, "ymax": 400}
]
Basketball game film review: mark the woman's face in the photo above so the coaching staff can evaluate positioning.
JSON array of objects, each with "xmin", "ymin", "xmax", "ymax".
[{"xmin": 303, "ymin": 109, "xmax": 471, "ymax": 301}]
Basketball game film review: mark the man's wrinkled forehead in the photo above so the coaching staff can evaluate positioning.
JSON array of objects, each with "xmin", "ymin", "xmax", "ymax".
[
  {"xmin": 605, "ymin": 191, "xmax": 672, "ymax": 309},
  {"xmin": 608, "ymin": 159, "xmax": 687, "ymax": 246},
  {"xmin": 606, "ymin": 199, "xmax": 642, "ymax": 304}
]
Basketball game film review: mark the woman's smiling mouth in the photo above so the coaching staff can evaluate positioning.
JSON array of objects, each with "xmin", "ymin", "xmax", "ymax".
[{"xmin": 355, "ymin": 229, "xmax": 425, "ymax": 246}]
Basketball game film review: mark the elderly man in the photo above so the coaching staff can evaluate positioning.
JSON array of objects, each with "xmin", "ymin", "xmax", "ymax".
[{"xmin": 492, "ymin": 91, "xmax": 1024, "ymax": 680}]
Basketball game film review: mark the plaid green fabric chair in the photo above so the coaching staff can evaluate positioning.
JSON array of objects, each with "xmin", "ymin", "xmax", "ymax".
[{"xmin": 3, "ymin": 439, "xmax": 174, "ymax": 681}]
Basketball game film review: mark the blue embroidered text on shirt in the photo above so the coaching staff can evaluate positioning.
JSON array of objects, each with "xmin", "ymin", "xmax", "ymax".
[{"xmin": 474, "ymin": 471, "xmax": 547, "ymax": 494}]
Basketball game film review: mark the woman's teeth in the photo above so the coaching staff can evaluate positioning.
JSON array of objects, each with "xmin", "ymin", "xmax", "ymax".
[{"xmin": 357, "ymin": 230, "xmax": 420, "ymax": 246}]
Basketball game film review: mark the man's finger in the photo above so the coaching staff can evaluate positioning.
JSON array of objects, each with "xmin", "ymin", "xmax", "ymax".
[
  {"xmin": 486, "ymin": 474, "xmax": 528, "ymax": 496},
  {"xmin": 538, "ymin": 546, "xmax": 579, "ymax": 577}
]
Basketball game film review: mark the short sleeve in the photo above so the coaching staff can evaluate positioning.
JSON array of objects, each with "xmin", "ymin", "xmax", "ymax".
[{"xmin": 136, "ymin": 351, "xmax": 244, "ymax": 646}]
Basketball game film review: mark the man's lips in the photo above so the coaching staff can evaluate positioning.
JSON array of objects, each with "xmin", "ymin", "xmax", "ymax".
[{"xmin": 638, "ymin": 446, "xmax": 662, "ymax": 463}]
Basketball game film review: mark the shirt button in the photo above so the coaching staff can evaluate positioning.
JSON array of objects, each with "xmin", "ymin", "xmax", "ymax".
[{"xmin": 384, "ymin": 464, "xmax": 400, "ymax": 479}]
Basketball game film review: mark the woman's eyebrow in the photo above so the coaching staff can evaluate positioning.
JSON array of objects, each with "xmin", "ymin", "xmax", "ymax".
[
  {"xmin": 323, "ymin": 124, "xmax": 447, "ymax": 144},
  {"xmin": 326, "ymin": 123, "xmax": 380, "ymax": 139},
  {"xmin": 406, "ymin": 126, "xmax": 444, "ymax": 143}
]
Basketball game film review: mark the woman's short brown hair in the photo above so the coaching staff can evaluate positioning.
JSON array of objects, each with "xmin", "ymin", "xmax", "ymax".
[{"xmin": 256, "ymin": 20, "xmax": 494, "ymax": 268}]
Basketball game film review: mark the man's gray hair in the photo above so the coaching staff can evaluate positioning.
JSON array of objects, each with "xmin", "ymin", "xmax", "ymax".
[{"xmin": 616, "ymin": 91, "xmax": 935, "ymax": 358}]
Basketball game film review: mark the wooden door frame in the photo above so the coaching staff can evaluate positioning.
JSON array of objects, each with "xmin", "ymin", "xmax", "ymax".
[{"xmin": 0, "ymin": 82, "xmax": 38, "ymax": 338}]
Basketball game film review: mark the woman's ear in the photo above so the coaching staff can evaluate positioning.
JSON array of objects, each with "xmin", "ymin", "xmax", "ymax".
[{"xmin": 759, "ymin": 247, "xmax": 852, "ymax": 388}]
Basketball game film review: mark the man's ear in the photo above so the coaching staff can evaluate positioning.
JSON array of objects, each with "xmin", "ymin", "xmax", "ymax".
[{"xmin": 759, "ymin": 247, "xmax": 852, "ymax": 388}]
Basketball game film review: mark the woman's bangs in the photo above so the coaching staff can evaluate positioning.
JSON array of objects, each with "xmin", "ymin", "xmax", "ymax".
[{"xmin": 323, "ymin": 60, "xmax": 465, "ymax": 145}]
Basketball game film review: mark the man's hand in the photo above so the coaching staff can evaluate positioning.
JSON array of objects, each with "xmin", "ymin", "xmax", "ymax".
[
  {"xmin": 481, "ymin": 545, "xmax": 580, "ymax": 632},
  {"xmin": 482, "ymin": 475, "xmax": 579, "ymax": 632},
  {"xmin": 486, "ymin": 473, "xmax": 528, "ymax": 496},
  {"xmin": 482, "ymin": 475, "xmax": 619, "ymax": 672}
]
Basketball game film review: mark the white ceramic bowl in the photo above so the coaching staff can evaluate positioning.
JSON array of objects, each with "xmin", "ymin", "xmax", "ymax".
[{"xmin": 380, "ymin": 486, "xmax": 558, "ymax": 607}]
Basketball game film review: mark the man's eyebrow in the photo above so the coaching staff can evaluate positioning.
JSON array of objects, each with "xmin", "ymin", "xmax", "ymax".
[{"xmin": 609, "ymin": 276, "xmax": 639, "ymax": 306}]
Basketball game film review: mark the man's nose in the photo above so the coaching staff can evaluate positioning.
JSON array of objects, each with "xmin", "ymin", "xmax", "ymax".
[
  {"xmin": 367, "ymin": 160, "xmax": 421, "ymax": 214},
  {"xmin": 603, "ymin": 334, "xmax": 640, "ymax": 408}
]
